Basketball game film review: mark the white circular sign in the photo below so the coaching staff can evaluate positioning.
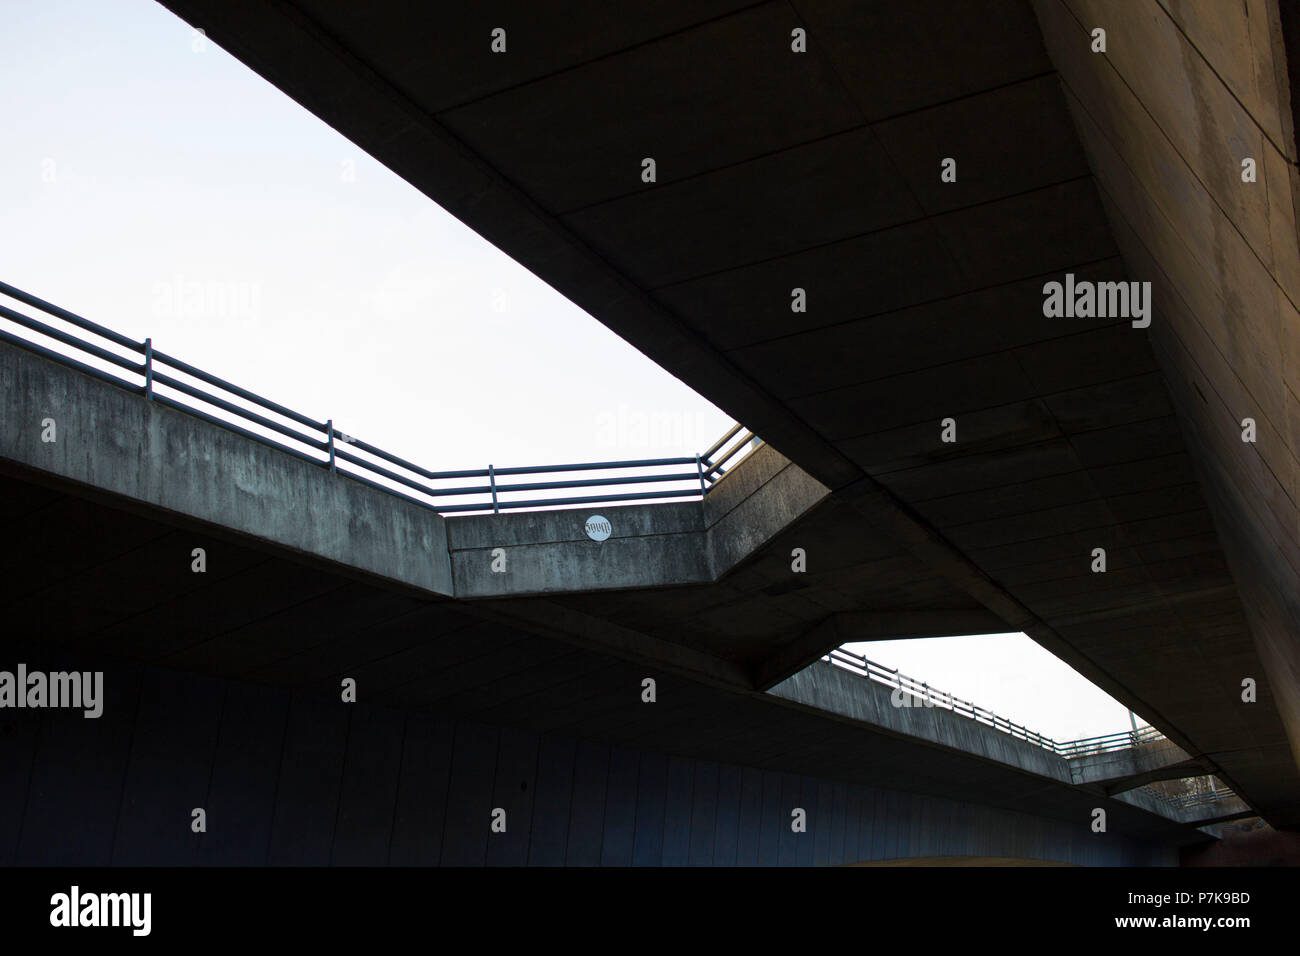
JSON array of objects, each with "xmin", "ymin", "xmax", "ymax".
[{"xmin": 584, "ymin": 515, "xmax": 612, "ymax": 542}]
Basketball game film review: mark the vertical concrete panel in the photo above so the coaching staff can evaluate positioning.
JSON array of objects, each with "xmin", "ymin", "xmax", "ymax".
[
  {"xmin": 958, "ymin": 800, "xmax": 980, "ymax": 858},
  {"xmin": 778, "ymin": 773, "xmax": 801, "ymax": 866},
  {"xmin": 566, "ymin": 739, "xmax": 610, "ymax": 866},
  {"xmin": 662, "ymin": 756, "xmax": 694, "ymax": 866},
  {"xmin": 113, "ymin": 669, "xmax": 224, "ymax": 865},
  {"xmin": 18, "ymin": 662, "xmax": 142, "ymax": 865},
  {"xmin": 813, "ymin": 778, "xmax": 835, "ymax": 866},
  {"xmin": 829, "ymin": 782, "xmax": 847, "ymax": 865},
  {"xmin": 735, "ymin": 766, "xmax": 764, "ymax": 866},
  {"xmin": 844, "ymin": 785, "xmax": 864, "ymax": 862},
  {"xmin": 757, "ymin": 770, "xmax": 783, "ymax": 866},
  {"xmin": 912, "ymin": 794, "xmax": 932, "ymax": 859},
  {"xmin": 967, "ymin": 805, "xmax": 990, "ymax": 858},
  {"xmin": 1010, "ymin": 809, "xmax": 1031, "ymax": 860},
  {"xmin": 389, "ymin": 713, "xmax": 454, "ymax": 865},
  {"xmin": 199, "ymin": 681, "xmax": 287, "ymax": 865},
  {"xmin": 712, "ymin": 764, "xmax": 742, "ymax": 866},
  {"xmin": 441, "ymin": 722, "xmax": 500, "ymax": 866},
  {"xmin": 599, "ymin": 745, "xmax": 638, "ymax": 866},
  {"xmin": 0, "ymin": 711, "xmax": 38, "ymax": 865},
  {"xmin": 632, "ymin": 751, "xmax": 667, "ymax": 866},
  {"xmin": 268, "ymin": 694, "xmax": 349, "ymax": 865},
  {"xmin": 931, "ymin": 796, "xmax": 954, "ymax": 858},
  {"xmin": 895, "ymin": 790, "xmax": 912, "ymax": 860},
  {"xmin": 872, "ymin": 789, "xmax": 894, "ymax": 861},
  {"xmin": 331, "ymin": 704, "xmax": 405, "ymax": 865},
  {"xmin": 527, "ymin": 735, "xmax": 575, "ymax": 865},
  {"xmin": 687, "ymin": 760, "xmax": 719, "ymax": 866},
  {"xmin": 487, "ymin": 727, "xmax": 539, "ymax": 866}
]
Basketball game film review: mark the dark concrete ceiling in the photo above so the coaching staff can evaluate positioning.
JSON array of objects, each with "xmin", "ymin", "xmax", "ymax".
[{"xmin": 149, "ymin": 0, "xmax": 1300, "ymax": 825}]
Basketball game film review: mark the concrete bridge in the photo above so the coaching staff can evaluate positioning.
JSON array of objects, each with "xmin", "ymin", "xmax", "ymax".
[
  {"xmin": 2, "ymin": 0, "xmax": 1298, "ymax": 863},
  {"xmin": 151, "ymin": 0, "xmax": 1300, "ymax": 829},
  {"xmin": 0, "ymin": 334, "xmax": 1252, "ymax": 865}
]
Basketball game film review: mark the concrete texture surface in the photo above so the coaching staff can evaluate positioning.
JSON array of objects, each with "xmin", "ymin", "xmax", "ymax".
[{"xmin": 147, "ymin": 0, "xmax": 1300, "ymax": 825}]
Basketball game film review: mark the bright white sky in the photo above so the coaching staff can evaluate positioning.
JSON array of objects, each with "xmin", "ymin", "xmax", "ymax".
[{"xmin": 0, "ymin": 0, "xmax": 1146, "ymax": 742}]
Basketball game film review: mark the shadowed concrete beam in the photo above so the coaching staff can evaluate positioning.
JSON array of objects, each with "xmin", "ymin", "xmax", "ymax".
[
  {"xmin": 1185, "ymin": 808, "xmax": 1259, "ymax": 827},
  {"xmin": 1097, "ymin": 760, "xmax": 1218, "ymax": 796},
  {"xmin": 831, "ymin": 475, "xmax": 1197, "ymax": 758},
  {"xmin": 468, "ymin": 596, "xmax": 752, "ymax": 691}
]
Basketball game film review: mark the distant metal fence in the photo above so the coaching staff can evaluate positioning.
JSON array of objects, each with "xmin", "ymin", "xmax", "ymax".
[
  {"xmin": 1135, "ymin": 778, "xmax": 1240, "ymax": 814},
  {"xmin": 820, "ymin": 646, "xmax": 1167, "ymax": 759},
  {"xmin": 0, "ymin": 281, "xmax": 757, "ymax": 514},
  {"xmin": 1154, "ymin": 787, "xmax": 1238, "ymax": 810}
]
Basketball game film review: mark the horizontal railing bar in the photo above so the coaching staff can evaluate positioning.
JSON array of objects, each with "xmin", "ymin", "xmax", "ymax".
[
  {"xmin": 332, "ymin": 433, "xmax": 487, "ymax": 480},
  {"xmin": 700, "ymin": 422, "xmax": 744, "ymax": 461},
  {"xmin": 492, "ymin": 457, "xmax": 698, "ymax": 476},
  {"xmin": 0, "ymin": 280, "xmax": 143, "ymax": 350},
  {"xmin": 0, "ymin": 328, "xmax": 143, "ymax": 393},
  {"xmin": 152, "ymin": 371, "xmax": 327, "ymax": 451},
  {"xmin": 437, "ymin": 488, "xmax": 702, "ymax": 513},
  {"xmin": 152, "ymin": 395, "xmax": 324, "ymax": 468},
  {"xmin": 497, "ymin": 488, "xmax": 703, "ymax": 509},
  {"xmin": 704, "ymin": 431, "xmax": 755, "ymax": 476},
  {"xmin": 331, "ymin": 464, "xmax": 460, "ymax": 513},
  {"xmin": 152, "ymin": 346, "xmax": 325, "ymax": 431},
  {"xmin": 332, "ymin": 447, "xmax": 495, "ymax": 498},
  {"xmin": 493, "ymin": 472, "xmax": 699, "ymax": 494},
  {"xmin": 0, "ymin": 304, "xmax": 145, "ymax": 374}
]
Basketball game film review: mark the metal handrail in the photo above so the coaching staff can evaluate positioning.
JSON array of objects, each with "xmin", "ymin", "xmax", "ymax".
[
  {"xmin": 819, "ymin": 646, "xmax": 1168, "ymax": 759},
  {"xmin": 0, "ymin": 281, "xmax": 759, "ymax": 515}
]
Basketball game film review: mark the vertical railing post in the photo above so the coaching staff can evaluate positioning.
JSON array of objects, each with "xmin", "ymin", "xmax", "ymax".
[
  {"xmin": 143, "ymin": 337, "xmax": 153, "ymax": 400},
  {"xmin": 489, "ymin": 464, "xmax": 499, "ymax": 514},
  {"xmin": 696, "ymin": 454, "xmax": 707, "ymax": 496},
  {"xmin": 326, "ymin": 419, "xmax": 336, "ymax": 472}
]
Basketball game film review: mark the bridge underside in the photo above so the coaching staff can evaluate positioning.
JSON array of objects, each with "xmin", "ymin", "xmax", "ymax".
[{"xmin": 150, "ymin": 0, "xmax": 1300, "ymax": 826}]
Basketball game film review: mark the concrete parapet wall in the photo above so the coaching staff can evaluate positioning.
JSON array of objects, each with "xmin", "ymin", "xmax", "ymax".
[{"xmin": 0, "ymin": 344, "xmax": 453, "ymax": 596}]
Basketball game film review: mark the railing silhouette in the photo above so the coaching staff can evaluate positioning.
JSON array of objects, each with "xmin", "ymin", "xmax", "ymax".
[{"xmin": 0, "ymin": 280, "xmax": 757, "ymax": 514}]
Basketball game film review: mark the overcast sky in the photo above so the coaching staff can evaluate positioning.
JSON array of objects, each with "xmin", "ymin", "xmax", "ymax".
[{"xmin": 1, "ymin": 0, "xmax": 1143, "ymax": 741}]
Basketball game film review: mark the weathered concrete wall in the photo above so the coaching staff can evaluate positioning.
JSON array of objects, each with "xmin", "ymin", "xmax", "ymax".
[
  {"xmin": 447, "ymin": 502, "xmax": 707, "ymax": 597},
  {"xmin": 1033, "ymin": 0, "xmax": 1300, "ymax": 815},
  {"xmin": 769, "ymin": 662, "xmax": 1072, "ymax": 783},
  {"xmin": 0, "ymin": 650, "xmax": 1178, "ymax": 866},
  {"xmin": 0, "ymin": 345, "xmax": 828, "ymax": 607},
  {"xmin": 703, "ymin": 442, "xmax": 830, "ymax": 578},
  {"xmin": 1069, "ymin": 737, "xmax": 1200, "ymax": 788},
  {"xmin": 1, "ymin": 343, "xmax": 830, "ymax": 605},
  {"xmin": 0, "ymin": 344, "xmax": 453, "ymax": 596},
  {"xmin": 446, "ymin": 442, "xmax": 830, "ymax": 598}
]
